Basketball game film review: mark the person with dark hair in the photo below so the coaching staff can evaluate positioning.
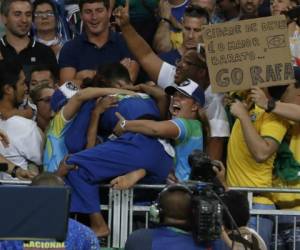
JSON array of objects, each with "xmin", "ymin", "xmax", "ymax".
[
  {"xmin": 216, "ymin": 0, "xmax": 239, "ymax": 21},
  {"xmin": 226, "ymin": 85, "xmax": 289, "ymax": 248},
  {"xmin": 125, "ymin": 184, "xmax": 221, "ymax": 250},
  {"xmin": 0, "ymin": 60, "xmax": 43, "ymax": 180},
  {"xmin": 112, "ymin": 80, "xmax": 205, "ymax": 183},
  {"xmin": 221, "ymin": 190, "xmax": 267, "ymax": 250},
  {"xmin": 0, "ymin": 0, "xmax": 58, "ymax": 82},
  {"xmin": 158, "ymin": 4, "xmax": 210, "ymax": 65},
  {"xmin": 29, "ymin": 64, "xmax": 58, "ymax": 90},
  {"xmin": 0, "ymin": 172, "xmax": 101, "ymax": 250},
  {"xmin": 59, "ymin": 0, "xmax": 139, "ymax": 84},
  {"xmin": 113, "ymin": 1, "xmax": 230, "ymax": 161},
  {"xmin": 59, "ymin": 62, "xmax": 174, "ymax": 237},
  {"xmin": 32, "ymin": 0, "xmax": 70, "ymax": 57}
]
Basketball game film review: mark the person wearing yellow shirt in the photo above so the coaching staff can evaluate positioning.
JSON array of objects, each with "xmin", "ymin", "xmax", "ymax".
[
  {"xmin": 227, "ymin": 85, "xmax": 290, "ymax": 249},
  {"xmin": 251, "ymin": 81, "xmax": 300, "ymax": 250}
]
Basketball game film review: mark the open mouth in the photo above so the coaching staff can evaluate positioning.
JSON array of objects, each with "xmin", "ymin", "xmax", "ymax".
[{"xmin": 171, "ymin": 103, "xmax": 181, "ymax": 116}]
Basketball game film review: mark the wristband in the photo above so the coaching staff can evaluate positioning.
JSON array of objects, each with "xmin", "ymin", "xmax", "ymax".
[
  {"xmin": 120, "ymin": 119, "xmax": 127, "ymax": 130},
  {"xmin": 266, "ymin": 99, "xmax": 276, "ymax": 113},
  {"xmin": 11, "ymin": 165, "xmax": 20, "ymax": 178}
]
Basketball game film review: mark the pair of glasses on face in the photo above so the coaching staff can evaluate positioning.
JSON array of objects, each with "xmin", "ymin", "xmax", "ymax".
[
  {"xmin": 34, "ymin": 12, "xmax": 55, "ymax": 18},
  {"xmin": 37, "ymin": 96, "xmax": 51, "ymax": 103}
]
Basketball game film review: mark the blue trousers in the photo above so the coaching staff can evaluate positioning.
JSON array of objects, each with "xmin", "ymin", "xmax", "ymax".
[
  {"xmin": 66, "ymin": 133, "xmax": 173, "ymax": 213},
  {"xmin": 248, "ymin": 203, "xmax": 275, "ymax": 250}
]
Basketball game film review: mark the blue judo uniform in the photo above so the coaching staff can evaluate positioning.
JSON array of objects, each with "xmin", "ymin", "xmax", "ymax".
[{"xmin": 66, "ymin": 95, "xmax": 174, "ymax": 213}]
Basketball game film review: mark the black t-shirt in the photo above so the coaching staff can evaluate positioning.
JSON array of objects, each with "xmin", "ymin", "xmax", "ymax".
[{"xmin": 0, "ymin": 36, "xmax": 58, "ymax": 81}]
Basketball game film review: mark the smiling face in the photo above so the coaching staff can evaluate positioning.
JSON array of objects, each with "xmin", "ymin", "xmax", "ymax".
[
  {"xmin": 80, "ymin": 1, "xmax": 111, "ymax": 37},
  {"xmin": 174, "ymin": 50, "xmax": 205, "ymax": 84},
  {"xmin": 3, "ymin": 0, "xmax": 32, "ymax": 38},
  {"xmin": 169, "ymin": 91, "xmax": 199, "ymax": 119}
]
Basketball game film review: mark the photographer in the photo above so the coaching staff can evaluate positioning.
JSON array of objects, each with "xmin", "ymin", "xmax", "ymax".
[
  {"xmin": 221, "ymin": 191, "xmax": 267, "ymax": 250},
  {"xmin": 124, "ymin": 184, "xmax": 222, "ymax": 250},
  {"xmin": 188, "ymin": 150, "xmax": 267, "ymax": 250}
]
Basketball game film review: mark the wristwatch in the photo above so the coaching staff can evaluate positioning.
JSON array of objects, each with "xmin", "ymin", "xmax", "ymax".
[
  {"xmin": 265, "ymin": 99, "xmax": 276, "ymax": 113},
  {"xmin": 11, "ymin": 165, "xmax": 20, "ymax": 178},
  {"xmin": 120, "ymin": 119, "xmax": 127, "ymax": 130}
]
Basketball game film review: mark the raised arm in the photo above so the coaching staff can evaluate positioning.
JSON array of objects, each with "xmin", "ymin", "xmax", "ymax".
[
  {"xmin": 251, "ymin": 86, "xmax": 300, "ymax": 122},
  {"xmin": 63, "ymin": 87, "xmax": 134, "ymax": 121},
  {"xmin": 153, "ymin": 0, "xmax": 173, "ymax": 53},
  {"xmin": 86, "ymin": 96, "xmax": 118, "ymax": 148},
  {"xmin": 128, "ymin": 83, "xmax": 169, "ymax": 118},
  {"xmin": 113, "ymin": 0, "xmax": 163, "ymax": 82},
  {"xmin": 230, "ymin": 100, "xmax": 281, "ymax": 163}
]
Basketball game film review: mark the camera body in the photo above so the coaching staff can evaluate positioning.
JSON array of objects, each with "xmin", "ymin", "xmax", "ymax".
[
  {"xmin": 191, "ymin": 184, "xmax": 223, "ymax": 243},
  {"xmin": 188, "ymin": 150, "xmax": 220, "ymax": 182}
]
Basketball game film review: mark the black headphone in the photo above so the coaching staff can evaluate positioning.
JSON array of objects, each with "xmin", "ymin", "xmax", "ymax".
[{"xmin": 149, "ymin": 184, "xmax": 193, "ymax": 224}]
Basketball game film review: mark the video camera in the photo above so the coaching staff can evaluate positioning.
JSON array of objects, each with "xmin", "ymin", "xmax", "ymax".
[{"xmin": 187, "ymin": 150, "xmax": 224, "ymax": 243}]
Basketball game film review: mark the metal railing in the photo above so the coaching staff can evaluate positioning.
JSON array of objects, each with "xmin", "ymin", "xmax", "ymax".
[
  {"xmin": 105, "ymin": 185, "xmax": 300, "ymax": 249},
  {"xmin": 2, "ymin": 180, "xmax": 300, "ymax": 249}
]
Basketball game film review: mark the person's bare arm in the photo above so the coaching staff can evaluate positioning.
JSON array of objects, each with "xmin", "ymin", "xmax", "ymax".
[
  {"xmin": 230, "ymin": 100, "xmax": 280, "ymax": 163},
  {"xmin": 129, "ymin": 83, "xmax": 168, "ymax": 118},
  {"xmin": 251, "ymin": 86, "xmax": 300, "ymax": 122},
  {"xmin": 86, "ymin": 96, "xmax": 118, "ymax": 148},
  {"xmin": 62, "ymin": 87, "xmax": 134, "ymax": 121},
  {"xmin": 113, "ymin": 112, "xmax": 179, "ymax": 138},
  {"xmin": 113, "ymin": 0, "xmax": 163, "ymax": 82},
  {"xmin": 153, "ymin": 20, "xmax": 173, "ymax": 53},
  {"xmin": 0, "ymin": 154, "xmax": 37, "ymax": 180},
  {"xmin": 206, "ymin": 137, "xmax": 224, "ymax": 161},
  {"xmin": 153, "ymin": 0, "xmax": 173, "ymax": 53}
]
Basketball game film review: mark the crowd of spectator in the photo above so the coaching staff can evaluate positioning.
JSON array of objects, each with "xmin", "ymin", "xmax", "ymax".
[{"xmin": 0, "ymin": 0, "xmax": 300, "ymax": 249}]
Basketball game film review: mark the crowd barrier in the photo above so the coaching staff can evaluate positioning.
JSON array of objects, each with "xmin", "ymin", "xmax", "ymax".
[
  {"xmin": 105, "ymin": 185, "xmax": 300, "ymax": 250},
  {"xmin": 1, "ymin": 180, "xmax": 300, "ymax": 250}
]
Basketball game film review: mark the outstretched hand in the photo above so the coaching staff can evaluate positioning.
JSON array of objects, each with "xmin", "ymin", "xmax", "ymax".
[{"xmin": 113, "ymin": 0, "xmax": 130, "ymax": 28}]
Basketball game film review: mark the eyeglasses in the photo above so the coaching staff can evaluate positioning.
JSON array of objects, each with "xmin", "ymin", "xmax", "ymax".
[
  {"xmin": 37, "ymin": 96, "xmax": 51, "ymax": 103},
  {"xmin": 34, "ymin": 12, "xmax": 55, "ymax": 18}
]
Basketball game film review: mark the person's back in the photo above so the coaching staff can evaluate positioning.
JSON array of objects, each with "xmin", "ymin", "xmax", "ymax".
[{"xmin": 126, "ymin": 227, "xmax": 220, "ymax": 250}]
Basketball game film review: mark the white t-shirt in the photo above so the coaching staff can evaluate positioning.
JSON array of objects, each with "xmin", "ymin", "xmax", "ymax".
[
  {"xmin": 158, "ymin": 62, "xmax": 230, "ymax": 137},
  {"xmin": 0, "ymin": 116, "xmax": 43, "ymax": 180}
]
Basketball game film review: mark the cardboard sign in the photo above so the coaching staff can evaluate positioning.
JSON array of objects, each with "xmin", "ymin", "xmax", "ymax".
[{"xmin": 202, "ymin": 15, "xmax": 295, "ymax": 93}]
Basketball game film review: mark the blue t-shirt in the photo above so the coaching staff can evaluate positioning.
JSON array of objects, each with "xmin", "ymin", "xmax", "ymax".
[
  {"xmin": 171, "ymin": 118, "xmax": 203, "ymax": 181},
  {"xmin": 59, "ymin": 31, "xmax": 133, "ymax": 71},
  {"xmin": 125, "ymin": 227, "xmax": 221, "ymax": 250},
  {"xmin": 100, "ymin": 93, "xmax": 161, "ymax": 139},
  {"xmin": 0, "ymin": 219, "xmax": 100, "ymax": 250}
]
